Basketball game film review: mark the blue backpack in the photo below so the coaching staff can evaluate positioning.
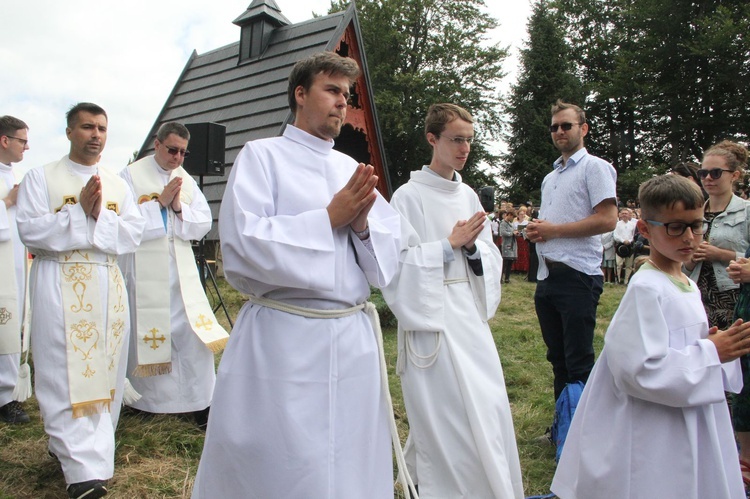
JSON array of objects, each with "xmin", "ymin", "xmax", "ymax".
[{"xmin": 550, "ymin": 381, "xmax": 585, "ymax": 463}]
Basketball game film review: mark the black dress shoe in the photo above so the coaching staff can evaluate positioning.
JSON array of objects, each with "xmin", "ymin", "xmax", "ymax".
[
  {"xmin": 193, "ymin": 406, "xmax": 210, "ymax": 430},
  {"xmin": 67, "ymin": 479, "xmax": 108, "ymax": 498},
  {"xmin": 0, "ymin": 401, "xmax": 30, "ymax": 424}
]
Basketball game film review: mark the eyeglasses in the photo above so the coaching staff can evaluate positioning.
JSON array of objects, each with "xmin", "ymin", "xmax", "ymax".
[
  {"xmin": 696, "ymin": 168, "xmax": 732, "ymax": 180},
  {"xmin": 5, "ymin": 136, "xmax": 28, "ymax": 146},
  {"xmin": 440, "ymin": 135, "xmax": 474, "ymax": 145},
  {"xmin": 646, "ymin": 219, "xmax": 708, "ymax": 237},
  {"xmin": 164, "ymin": 146, "xmax": 190, "ymax": 157},
  {"xmin": 549, "ymin": 122, "xmax": 583, "ymax": 133}
]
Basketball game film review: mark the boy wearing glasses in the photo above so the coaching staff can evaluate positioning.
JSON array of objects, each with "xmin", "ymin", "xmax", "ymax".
[
  {"xmin": 0, "ymin": 115, "xmax": 31, "ymax": 425},
  {"xmin": 551, "ymin": 174, "xmax": 749, "ymax": 498},
  {"xmin": 119, "ymin": 122, "xmax": 227, "ymax": 427},
  {"xmin": 382, "ymin": 103, "xmax": 524, "ymax": 498}
]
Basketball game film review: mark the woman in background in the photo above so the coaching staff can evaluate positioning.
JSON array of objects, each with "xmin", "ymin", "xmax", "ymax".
[
  {"xmin": 685, "ymin": 141, "xmax": 750, "ymax": 328},
  {"xmin": 499, "ymin": 210, "xmax": 518, "ymax": 284},
  {"xmin": 685, "ymin": 141, "xmax": 750, "ymax": 491}
]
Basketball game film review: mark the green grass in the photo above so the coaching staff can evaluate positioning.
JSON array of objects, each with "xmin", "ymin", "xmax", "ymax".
[
  {"xmin": 0, "ymin": 276, "xmax": 626, "ymax": 498},
  {"xmin": 494, "ymin": 279, "xmax": 623, "ymax": 495}
]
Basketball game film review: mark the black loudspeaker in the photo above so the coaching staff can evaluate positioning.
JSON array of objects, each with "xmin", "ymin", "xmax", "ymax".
[
  {"xmin": 479, "ymin": 186, "xmax": 495, "ymax": 213},
  {"xmin": 183, "ymin": 122, "xmax": 226, "ymax": 176}
]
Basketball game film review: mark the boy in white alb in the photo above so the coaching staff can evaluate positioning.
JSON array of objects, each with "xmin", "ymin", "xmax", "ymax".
[
  {"xmin": 383, "ymin": 103, "xmax": 523, "ymax": 498},
  {"xmin": 552, "ymin": 174, "xmax": 750, "ymax": 499}
]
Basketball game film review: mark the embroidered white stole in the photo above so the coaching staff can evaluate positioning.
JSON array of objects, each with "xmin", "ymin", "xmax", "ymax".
[
  {"xmin": 0, "ymin": 168, "xmax": 24, "ymax": 355},
  {"xmin": 44, "ymin": 159, "xmax": 129, "ymax": 417},
  {"xmin": 127, "ymin": 158, "xmax": 228, "ymax": 377}
]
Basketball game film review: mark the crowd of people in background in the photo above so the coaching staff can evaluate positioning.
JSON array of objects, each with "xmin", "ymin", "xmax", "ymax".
[{"xmin": 492, "ymin": 169, "xmax": 750, "ymax": 292}]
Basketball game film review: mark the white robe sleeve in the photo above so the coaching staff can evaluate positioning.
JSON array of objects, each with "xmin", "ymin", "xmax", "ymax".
[
  {"xmin": 383, "ymin": 188, "xmax": 502, "ymax": 331},
  {"xmin": 605, "ymin": 280, "xmax": 728, "ymax": 408},
  {"xmin": 120, "ymin": 167, "xmax": 166, "ymax": 243},
  {"xmin": 173, "ymin": 176, "xmax": 212, "ymax": 242},
  {"xmin": 382, "ymin": 212, "xmax": 446, "ymax": 332},
  {"xmin": 0, "ymin": 203, "xmax": 10, "ymax": 242},
  {"xmin": 218, "ymin": 142, "xmax": 340, "ymax": 293},
  {"xmin": 18, "ymin": 167, "xmax": 144, "ymax": 255},
  {"xmin": 120, "ymin": 168, "xmax": 210, "ymax": 243},
  {"xmin": 470, "ymin": 223, "xmax": 503, "ymax": 322},
  {"xmin": 349, "ymin": 194, "xmax": 401, "ymax": 288}
]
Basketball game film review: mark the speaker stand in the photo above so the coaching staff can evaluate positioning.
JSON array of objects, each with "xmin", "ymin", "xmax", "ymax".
[
  {"xmin": 196, "ymin": 241, "xmax": 233, "ymax": 328},
  {"xmin": 195, "ymin": 174, "xmax": 233, "ymax": 328}
]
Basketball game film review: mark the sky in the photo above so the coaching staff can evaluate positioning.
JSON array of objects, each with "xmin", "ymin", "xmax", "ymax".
[{"xmin": 2, "ymin": 0, "xmax": 532, "ymax": 174}]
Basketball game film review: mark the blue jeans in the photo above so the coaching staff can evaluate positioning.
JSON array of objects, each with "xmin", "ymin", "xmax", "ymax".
[{"xmin": 534, "ymin": 265, "xmax": 603, "ymax": 400}]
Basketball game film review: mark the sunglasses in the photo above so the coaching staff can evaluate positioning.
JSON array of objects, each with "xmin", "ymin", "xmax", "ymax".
[
  {"xmin": 549, "ymin": 122, "xmax": 583, "ymax": 133},
  {"xmin": 164, "ymin": 146, "xmax": 190, "ymax": 157},
  {"xmin": 696, "ymin": 168, "xmax": 732, "ymax": 180}
]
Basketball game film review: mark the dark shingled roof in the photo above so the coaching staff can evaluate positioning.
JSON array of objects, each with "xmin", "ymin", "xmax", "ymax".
[{"xmin": 137, "ymin": 1, "xmax": 387, "ymax": 240}]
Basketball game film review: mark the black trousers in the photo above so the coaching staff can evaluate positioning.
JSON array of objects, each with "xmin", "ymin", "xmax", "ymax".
[
  {"xmin": 534, "ymin": 264, "xmax": 603, "ymax": 400},
  {"xmin": 502, "ymin": 258, "xmax": 515, "ymax": 281}
]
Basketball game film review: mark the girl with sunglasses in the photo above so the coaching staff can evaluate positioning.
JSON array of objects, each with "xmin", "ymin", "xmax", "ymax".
[
  {"xmin": 685, "ymin": 140, "xmax": 750, "ymax": 488},
  {"xmin": 686, "ymin": 141, "xmax": 750, "ymax": 327}
]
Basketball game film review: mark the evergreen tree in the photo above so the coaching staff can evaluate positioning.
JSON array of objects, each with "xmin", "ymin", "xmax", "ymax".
[
  {"xmin": 501, "ymin": 0, "xmax": 582, "ymax": 204},
  {"xmin": 629, "ymin": 0, "xmax": 750, "ymax": 161},
  {"xmin": 558, "ymin": 0, "xmax": 750, "ymax": 170}
]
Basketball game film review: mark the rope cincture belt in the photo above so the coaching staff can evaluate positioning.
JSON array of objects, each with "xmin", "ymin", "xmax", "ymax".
[
  {"xmin": 400, "ymin": 277, "xmax": 468, "ymax": 373},
  {"xmin": 247, "ymin": 295, "xmax": 419, "ymax": 498}
]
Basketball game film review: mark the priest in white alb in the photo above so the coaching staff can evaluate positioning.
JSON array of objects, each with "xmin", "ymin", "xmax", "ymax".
[
  {"xmin": 16, "ymin": 103, "xmax": 144, "ymax": 499},
  {"xmin": 120, "ymin": 121, "xmax": 228, "ymax": 428},
  {"xmin": 0, "ymin": 115, "xmax": 31, "ymax": 425},
  {"xmin": 382, "ymin": 103, "xmax": 524, "ymax": 498},
  {"xmin": 192, "ymin": 52, "xmax": 402, "ymax": 498}
]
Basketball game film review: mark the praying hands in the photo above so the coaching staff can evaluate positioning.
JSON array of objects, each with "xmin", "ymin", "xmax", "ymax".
[
  {"xmin": 79, "ymin": 174, "xmax": 102, "ymax": 220},
  {"xmin": 327, "ymin": 163, "xmax": 378, "ymax": 232}
]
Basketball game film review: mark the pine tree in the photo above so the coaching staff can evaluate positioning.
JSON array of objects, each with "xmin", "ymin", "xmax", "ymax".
[{"xmin": 501, "ymin": 0, "xmax": 582, "ymax": 204}]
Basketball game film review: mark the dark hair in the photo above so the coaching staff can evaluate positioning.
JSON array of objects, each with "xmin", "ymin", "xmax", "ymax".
[
  {"xmin": 0, "ymin": 115, "xmax": 28, "ymax": 137},
  {"xmin": 287, "ymin": 52, "xmax": 360, "ymax": 114},
  {"xmin": 424, "ymin": 103, "xmax": 473, "ymax": 138},
  {"xmin": 551, "ymin": 99, "xmax": 586, "ymax": 124},
  {"xmin": 639, "ymin": 174, "xmax": 704, "ymax": 220},
  {"xmin": 670, "ymin": 161, "xmax": 701, "ymax": 184},
  {"xmin": 156, "ymin": 122, "xmax": 190, "ymax": 142},
  {"xmin": 66, "ymin": 102, "xmax": 107, "ymax": 127}
]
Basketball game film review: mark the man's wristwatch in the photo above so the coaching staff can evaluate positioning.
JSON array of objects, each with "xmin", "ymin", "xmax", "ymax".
[{"xmin": 353, "ymin": 226, "xmax": 370, "ymax": 240}]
